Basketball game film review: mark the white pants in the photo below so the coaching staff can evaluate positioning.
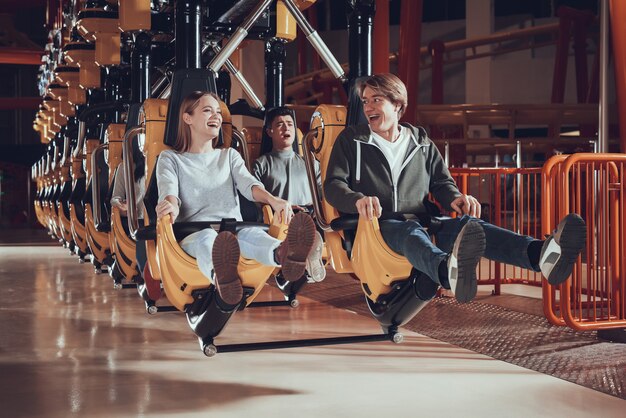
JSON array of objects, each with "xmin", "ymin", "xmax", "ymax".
[{"xmin": 180, "ymin": 227, "xmax": 281, "ymax": 282}]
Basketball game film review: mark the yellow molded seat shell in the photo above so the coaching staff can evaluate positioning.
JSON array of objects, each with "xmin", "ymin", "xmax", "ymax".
[
  {"xmin": 85, "ymin": 204, "xmax": 111, "ymax": 263},
  {"xmin": 351, "ymin": 216, "xmax": 413, "ymax": 301},
  {"xmin": 83, "ymin": 138, "xmax": 110, "ymax": 263},
  {"xmin": 106, "ymin": 124, "xmax": 138, "ymax": 279},
  {"xmin": 309, "ymin": 105, "xmax": 353, "ymax": 273},
  {"xmin": 68, "ymin": 86, "xmax": 87, "ymax": 105},
  {"xmin": 70, "ymin": 203, "xmax": 90, "ymax": 255},
  {"xmin": 63, "ymin": 44, "xmax": 96, "ymax": 66},
  {"xmin": 94, "ymin": 32, "xmax": 121, "ymax": 66},
  {"xmin": 140, "ymin": 97, "xmax": 233, "ymax": 290},
  {"xmin": 140, "ymin": 99, "xmax": 169, "ymax": 282},
  {"xmin": 111, "ymin": 208, "xmax": 139, "ymax": 279},
  {"xmin": 79, "ymin": 64, "xmax": 101, "ymax": 89},
  {"xmin": 75, "ymin": 9, "xmax": 120, "ymax": 41},
  {"xmin": 119, "ymin": 0, "xmax": 151, "ymax": 32},
  {"xmin": 55, "ymin": 65, "xmax": 80, "ymax": 87},
  {"xmin": 310, "ymin": 104, "xmax": 416, "ymax": 302},
  {"xmin": 156, "ymin": 215, "xmax": 285, "ymax": 312},
  {"xmin": 57, "ymin": 197, "xmax": 74, "ymax": 243}
]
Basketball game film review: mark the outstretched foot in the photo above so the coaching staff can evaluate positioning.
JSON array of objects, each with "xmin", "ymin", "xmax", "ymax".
[
  {"xmin": 276, "ymin": 212, "xmax": 316, "ymax": 281},
  {"xmin": 540, "ymin": 213, "xmax": 586, "ymax": 286},
  {"xmin": 305, "ymin": 231, "xmax": 326, "ymax": 283},
  {"xmin": 212, "ymin": 231, "xmax": 243, "ymax": 306},
  {"xmin": 448, "ymin": 221, "xmax": 486, "ymax": 303}
]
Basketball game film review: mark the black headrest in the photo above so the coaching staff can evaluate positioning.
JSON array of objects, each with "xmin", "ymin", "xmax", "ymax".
[
  {"xmin": 260, "ymin": 107, "xmax": 298, "ymax": 156},
  {"xmin": 163, "ymin": 69, "xmax": 218, "ymax": 147},
  {"xmin": 346, "ymin": 77, "xmax": 369, "ymax": 127}
]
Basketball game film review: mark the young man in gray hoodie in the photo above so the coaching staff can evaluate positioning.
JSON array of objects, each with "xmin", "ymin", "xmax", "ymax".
[{"xmin": 324, "ymin": 73, "xmax": 586, "ymax": 303}]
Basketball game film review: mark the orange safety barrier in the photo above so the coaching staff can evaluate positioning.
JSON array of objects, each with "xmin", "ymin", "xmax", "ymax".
[
  {"xmin": 449, "ymin": 167, "xmax": 544, "ymax": 295},
  {"xmin": 542, "ymin": 153, "xmax": 626, "ymax": 330}
]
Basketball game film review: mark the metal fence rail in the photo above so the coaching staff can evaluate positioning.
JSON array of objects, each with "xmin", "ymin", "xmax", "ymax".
[
  {"xmin": 541, "ymin": 153, "xmax": 626, "ymax": 330},
  {"xmin": 449, "ymin": 167, "xmax": 544, "ymax": 295}
]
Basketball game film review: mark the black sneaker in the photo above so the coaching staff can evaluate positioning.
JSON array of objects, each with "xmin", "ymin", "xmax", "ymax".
[
  {"xmin": 448, "ymin": 221, "xmax": 486, "ymax": 303},
  {"xmin": 539, "ymin": 213, "xmax": 586, "ymax": 286},
  {"xmin": 212, "ymin": 231, "xmax": 243, "ymax": 306}
]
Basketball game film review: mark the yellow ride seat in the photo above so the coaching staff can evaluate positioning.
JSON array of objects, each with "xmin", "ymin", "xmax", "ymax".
[
  {"xmin": 84, "ymin": 138, "xmax": 112, "ymax": 266},
  {"xmin": 308, "ymin": 104, "xmax": 415, "ymax": 302},
  {"xmin": 140, "ymin": 95, "xmax": 280, "ymax": 312},
  {"xmin": 69, "ymin": 152, "xmax": 90, "ymax": 258},
  {"xmin": 57, "ymin": 138, "xmax": 75, "ymax": 245},
  {"xmin": 106, "ymin": 123, "xmax": 140, "ymax": 281}
]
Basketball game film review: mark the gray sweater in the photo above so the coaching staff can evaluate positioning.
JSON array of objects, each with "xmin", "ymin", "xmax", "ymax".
[
  {"xmin": 156, "ymin": 148, "xmax": 263, "ymax": 222},
  {"xmin": 252, "ymin": 149, "xmax": 321, "ymax": 206}
]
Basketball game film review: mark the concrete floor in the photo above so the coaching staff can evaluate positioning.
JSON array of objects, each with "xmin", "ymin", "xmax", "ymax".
[{"xmin": 0, "ymin": 245, "xmax": 624, "ymax": 418}]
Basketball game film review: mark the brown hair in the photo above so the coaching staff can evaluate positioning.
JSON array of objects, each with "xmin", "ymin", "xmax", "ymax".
[
  {"xmin": 174, "ymin": 91, "xmax": 221, "ymax": 152},
  {"xmin": 358, "ymin": 73, "xmax": 408, "ymax": 118}
]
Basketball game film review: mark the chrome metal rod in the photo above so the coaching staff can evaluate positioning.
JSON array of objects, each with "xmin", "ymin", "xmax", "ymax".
[
  {"xmin": 61, "ymin": 133, "xmax": 72, "ymax": 167},
  {"xmin": 73, "ymin": 121, "xmax": 86, "ymax": 158},
  {"xmin": 209, "ymin": 0, "xmax": 274, "ymax": 73},
  {"xmin": 91, "ymin": 143, "xmax": 108, "ymax": 229},
  {"xmin": 303, "ymin": 129, "xmax": 331, "ymax": 231},
  {"xmin": 232, "ymin": 128, "xmax": 251, "ymax": 171},
  {"xmin": 598, "ymin": 0, "xmax": 609, "ymax": 153},
  {"xmin": 152, "ymin": 73, "xmax": 170, "ymax": 99},
  {"xmin": 123, "ymin": 126, "xmax": 145, "ymax": 240},
  {"xmin": 282, "ymin": 0, "xmax": 346, "ymax": 81},
  {"xmin": 212, "ymin": 44, "xmax": 265, "ymax": 110}
]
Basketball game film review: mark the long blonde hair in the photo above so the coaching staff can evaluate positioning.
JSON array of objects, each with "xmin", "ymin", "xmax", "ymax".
[{"xmin": 174, "ymin": 91, "xmax": 221, "ymax": 152}]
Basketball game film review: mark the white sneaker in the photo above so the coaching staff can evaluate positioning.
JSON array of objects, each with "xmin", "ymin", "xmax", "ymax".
[
  {"xmin": 305, "ymin": 231, "xmax": 326, "ymax": 283},
  {"xmin": 539, "ymin": 213, "xmax": 586, "ymax": 285},
  {"xmin": 447, "ymin": 221, "xmax": 485, "ymax": 303}
]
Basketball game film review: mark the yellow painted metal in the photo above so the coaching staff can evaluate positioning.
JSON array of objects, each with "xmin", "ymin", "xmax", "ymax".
[
  {"xmin": 70, "ymin": 203, "xmax": 90, "ymax": 255},
  {"xmin": 79, "ymin": 64, "xmax": 101, "ymax": 89},
  {"xmin": 68, "ymin": 86, "xmax": 86, "ymax": 105},
  {"xmin": 276, "ymin": 1, "xmax": 297, "ymax": 41},
  {"xmin": 141, "ymin": 99, "xmax": 169, "ymax": 182},
  {"xmin": 156, "ymin": 213, "xmax": 285, "ymax": 312},
  {"xmin": 54, "ymin": 65, "xmax": 80, "ymax": 87},
  {"xmin": 106, "ymin": 123, "xmax": 138, "ymax": 280},
  {"xmin": 119, "ymin": 0, "xmax": 151, "ymax": 31},
  {"xmin": 351, "ymin": 216, "xmax": 413, "ymax": 301},
  {"xmin": 110, "ymin": 207, "xmax": 139, "ymax": 280},
  {"xmin": 142, "ymin": 97, "xmax": 239, "ymax": 307},
  {"xmin": 85, "ymin": 204, "xmax": 111, "ymax": 264},
  {"xmin": 140, "ymin": 99, "xmax": 169, "ymax": 283},
  {"xmin": 75, "ymin": 9, "xmax": 120, "ymax": 41},
  {"xmin": 310, "ymin": 104, "xmax": 415, "ymax": 301},
  {"xmin": 63, "ymin": 44, "xmax": 96, "ymax": 66},
  {"xmin": 94, "ymin": 32, "xmax": 120, "ymax": 66},
  {"xmin": 275, "ymin": 0, "xmax": 317, "ymax": 41},
  {"xmin": 309, "ymin": 104, "xmax": 353, "ymax": 273},
  {"xmin": 106, "ymin": 124, "xmax": 126, "ymax": 182}
]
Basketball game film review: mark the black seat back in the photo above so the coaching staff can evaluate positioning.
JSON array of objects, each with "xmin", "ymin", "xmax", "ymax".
[
  {"xmin": 163, "ymin": 69, "xmax": 218, "ymax": 147},
  {"xmin": 346, "ymin": 77, "xmax": 368, "ymax": 127}
]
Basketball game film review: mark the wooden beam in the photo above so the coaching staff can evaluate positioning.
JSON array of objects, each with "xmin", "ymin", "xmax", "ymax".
[
  {"xmin": 0, "ymin": 97, "xmax": 41, "ymax": 110},
  {"xmin": 0, "ymin": 48, "xmax": 43, "ymax": 66}
]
